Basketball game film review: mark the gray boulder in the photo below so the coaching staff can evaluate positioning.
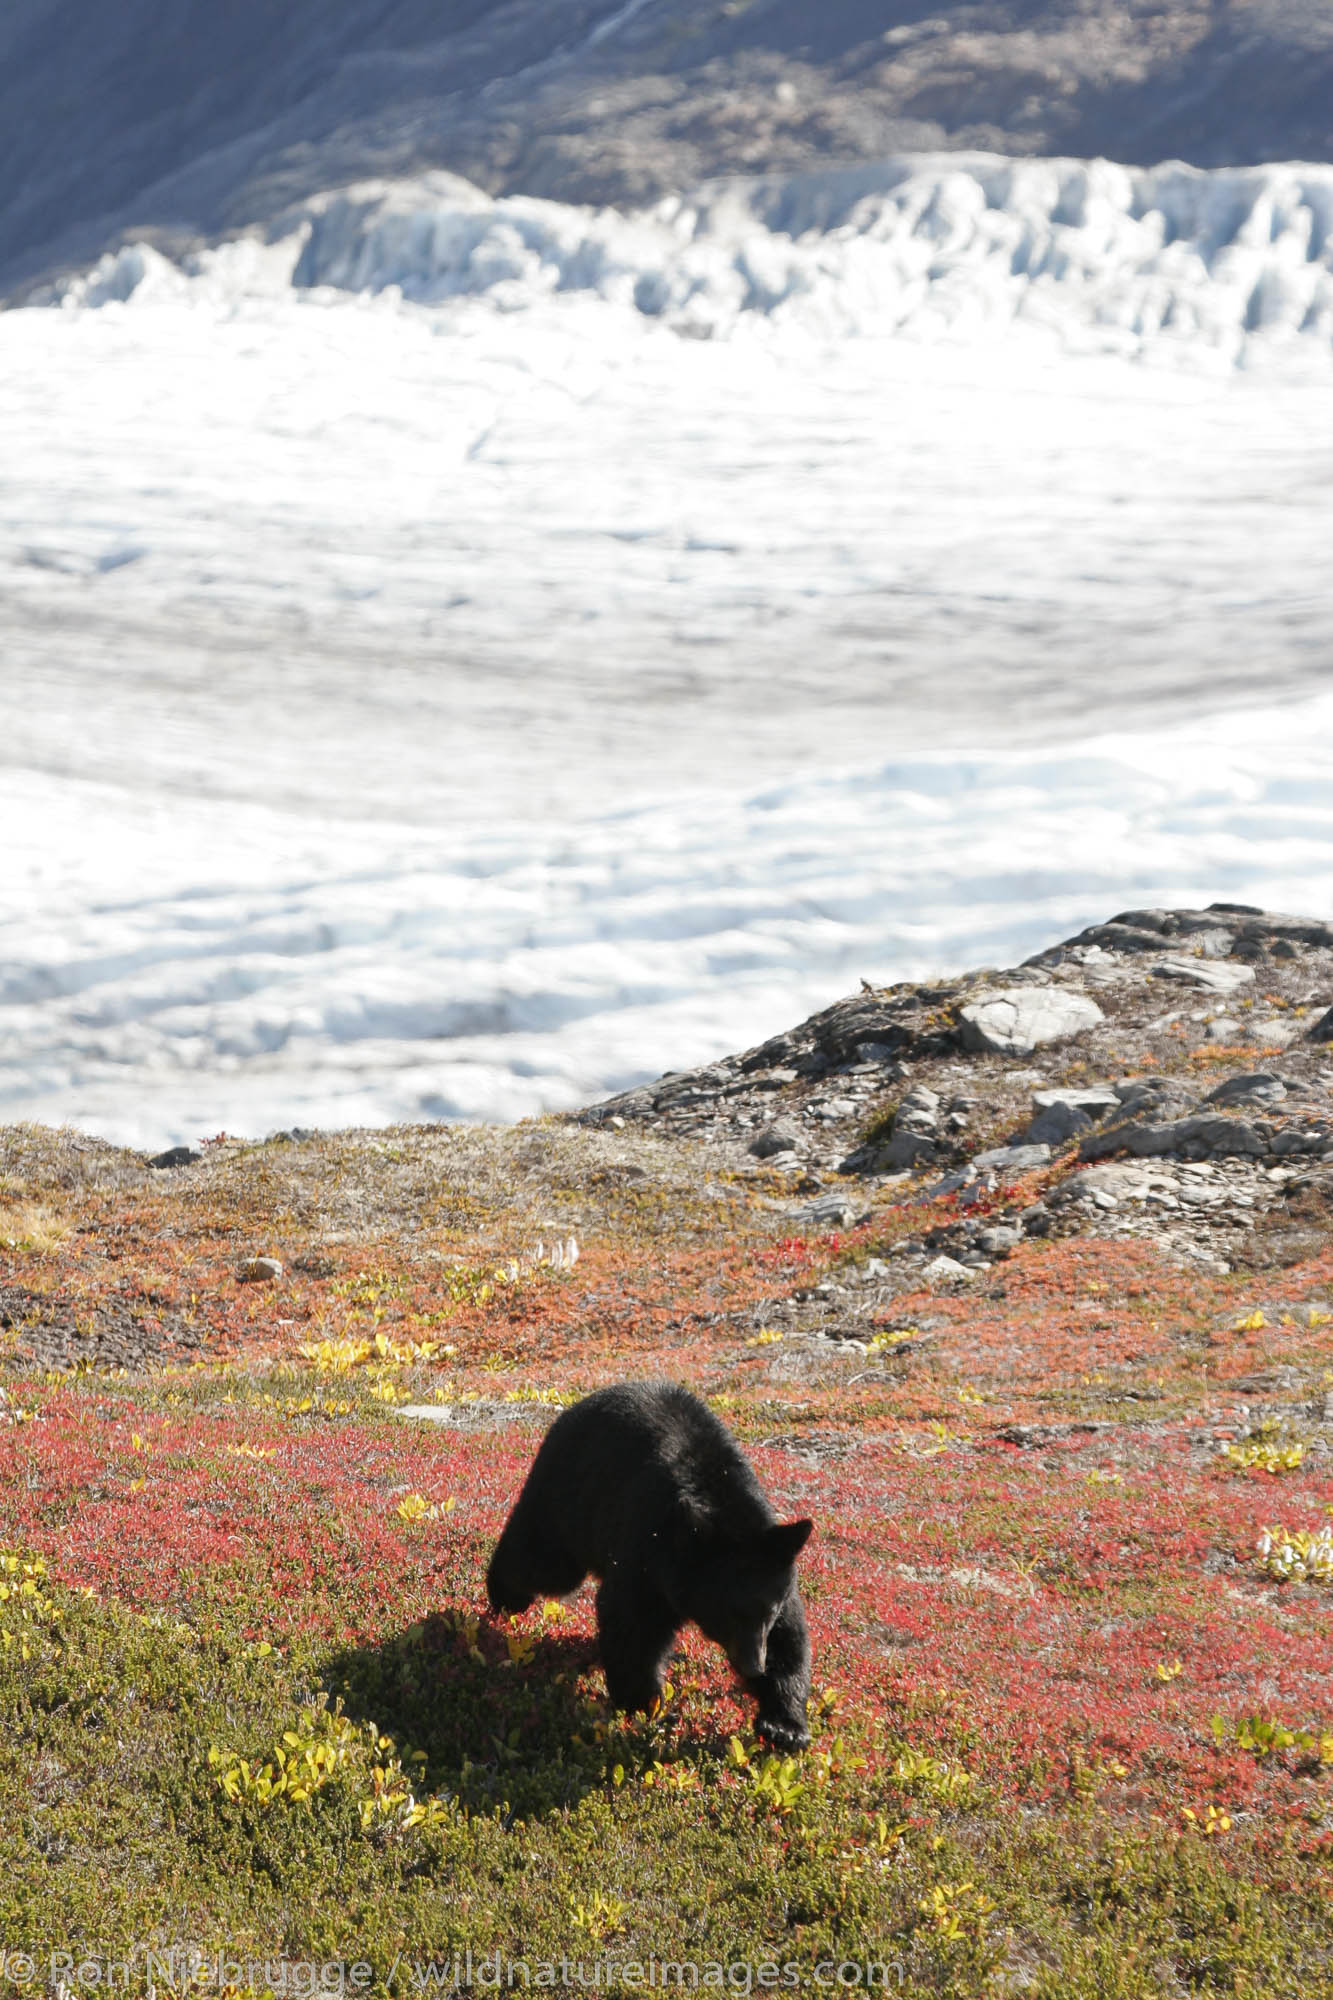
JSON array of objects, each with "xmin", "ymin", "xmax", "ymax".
[
  {"xmin": 958, "ymin": 987, "xmax": 1104, "ymax": 1056},
  {"xmin": 1151, "ymin": 956, "xmax": 1256, "ymax": 995},
  {"xmin": 749, "ymin": 1124, "xmax": 804, "ymax": 1158},
  {"xmin": 1270, "ymin": 1123, "xmax": 1333, "ymax": 1156},
  {"xmin": 882, "ymin": 1083, "xmax": 940, "ymax": 1168},
  {"xmin": 883, "ymin": 1130, "xmax": 939, "ymax": 1168},
  {"xmin": 1019, "ymin": 1101, "xmax": 1094, "ymax": 1148},
  {"xmin": 1082, "ymin": 1114, "xmax": 1267, "ymax": 1162},
  {"xmin": 969, "ymin": 1143, "xmax": 1052, "ymax": 1173},
  {"xmin": 1031, "ymin": 1086, "xmax": 1120, "ymax": 1117},
  {"xmin": 1202, "ymin": 1072, "xmax": 1289, "ymax": 1110},
  {"xmin": 238, "ymin": 1255, "xmax": 284, "ymax": 1283}
]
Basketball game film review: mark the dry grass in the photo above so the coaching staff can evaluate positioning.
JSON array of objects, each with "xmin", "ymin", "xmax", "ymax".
[{"xmin": 0, "ymin": 1200, "xmax": 73, "ymax": 1255}]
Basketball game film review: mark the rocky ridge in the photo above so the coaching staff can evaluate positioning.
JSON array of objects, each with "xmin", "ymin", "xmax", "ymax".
[{"xmin": 579, "ymin": 902, "xmax": 1333, "ymax": 1335}]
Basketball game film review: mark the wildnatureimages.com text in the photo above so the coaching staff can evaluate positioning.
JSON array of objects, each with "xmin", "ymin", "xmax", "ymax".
[{"xmin": 1, "ymin": 1949, "xmax": 908, "ymax": 1996}]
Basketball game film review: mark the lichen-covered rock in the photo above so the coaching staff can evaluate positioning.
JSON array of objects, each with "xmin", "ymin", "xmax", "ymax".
[
  {"xmin": 970, "ymin": 1142, "xmax": 1053, "ymax": 1173},
  {"xmin": 1151, "ymin": 956, "xmax": 1256, "ymax": 995},
  {"xmin": 958, "ymin": 987, "xmax": 1104, "ymax": 1055}
]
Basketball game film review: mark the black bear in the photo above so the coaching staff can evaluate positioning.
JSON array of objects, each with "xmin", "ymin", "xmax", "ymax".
[{"xmin": 486, "ymin": 1382, "xmax": 814, "ymax": 1748}]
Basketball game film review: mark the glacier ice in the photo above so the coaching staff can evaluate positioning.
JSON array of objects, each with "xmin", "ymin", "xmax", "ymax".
[{"xmin": 31, "ymin": 155, "xmax": 1333, "ymax": 364}]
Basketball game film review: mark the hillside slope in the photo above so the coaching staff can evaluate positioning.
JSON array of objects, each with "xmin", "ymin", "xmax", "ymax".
[{"xmin": 3, "ymin": 905, "xmax": 1332, "ymax": 1985}]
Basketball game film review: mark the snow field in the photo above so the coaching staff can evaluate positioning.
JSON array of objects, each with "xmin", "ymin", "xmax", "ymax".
[{"xmin": 3, "ymin": 155, "xmax": 1332, "ymax": 1144}]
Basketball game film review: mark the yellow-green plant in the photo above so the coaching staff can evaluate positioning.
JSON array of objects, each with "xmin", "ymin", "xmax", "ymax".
[
  {"xmin": 887, "ymin": 1743, "xmax": 974, "ymax": 1805},
  {"xmin": 1224, "ymin": 1438, "xmax": 1305, "ymax": 1473},
  {"xmin": 395, "ymin": 1491, "xmax": 455, "ymax": 1523},
  {"xmin": 917, "ymin": 1881, "xmax": 996, "ymax": 1942},
  {"xmin": 569, "ymin": 1892, "xmax": 627, "ymax": 1942},
  {"xmin": 726, "ymin": 1736, "xmax": 806, "ymax": 1814},
  {"xmin": 1256, "ymin": 1524, "xmax": 1333, "ymax": 1583},
  {"xmin": 208, "ymin": 1704, "xmax": 451, "ymax": 1837},
  {"xmin": 298, "ymin": 1329, "xmax": 447, "ymax": 1373},
  {"xmin": 1181, "ymin": 1803, "xmax": 1231, "ymax": 1836},
  {"xmin": 1211, "ymin": 1714, "xmax": 1333, "ymax": 1764},
  {"xmin": 0, "ymin": 1551, "xmax": 62, "ymax": 1660}
]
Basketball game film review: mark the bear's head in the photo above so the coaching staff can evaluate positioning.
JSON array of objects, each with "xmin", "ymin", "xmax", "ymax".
[{"xmin": 689, "ymin": 1518, "xmax": 812, "ymax": 1679}]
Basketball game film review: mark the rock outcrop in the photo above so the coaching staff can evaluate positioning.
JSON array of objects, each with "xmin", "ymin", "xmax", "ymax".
[{"xmin": 577, "ymin": 901, "xmax": 1333, "ymax": 1290}]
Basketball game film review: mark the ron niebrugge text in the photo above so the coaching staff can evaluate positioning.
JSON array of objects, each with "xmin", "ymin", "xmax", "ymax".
[{"xmin": 0, "ymin": 1949, "xmax": 906, "ymax": 1995}]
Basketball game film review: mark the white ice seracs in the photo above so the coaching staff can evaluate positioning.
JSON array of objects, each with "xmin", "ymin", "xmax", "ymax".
[{"xmin": 29, "ymin": 153, "xmax": 1333, "ymax": 364}]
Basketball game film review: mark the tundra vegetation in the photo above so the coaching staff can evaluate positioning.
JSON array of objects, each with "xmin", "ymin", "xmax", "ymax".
[{"xmin": 3, "ymin": 911, "xmax": 1333, "ymax": 1995}]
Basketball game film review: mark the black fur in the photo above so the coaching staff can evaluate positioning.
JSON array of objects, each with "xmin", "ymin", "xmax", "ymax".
[{"xmin": 486, "ymin": 1382, "xmax": 814, "ymax": 1749}]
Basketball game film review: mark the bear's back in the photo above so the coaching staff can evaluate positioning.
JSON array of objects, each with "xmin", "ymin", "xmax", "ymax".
[{"xmin": 524, "ymin": 1382, "xmax": 774, "ymax": 1573}]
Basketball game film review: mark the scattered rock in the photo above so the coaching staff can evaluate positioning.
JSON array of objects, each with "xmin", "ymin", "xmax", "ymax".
[
  {"xmin": 795, "ymin": 1193, "xmax": 864, "ymax": 1228},
  {"xmin": 1038, "ymin": 905, "xmax": 1333, "ymax": 961},
  {"xmin": 958, "ymin": 986, "xmax": 1104, "ymax": 1056},
  {"xmin": 1270, "ymin": 1123, "xmax": 1333, "ymax": 1156},
  {"xmin": 977, "ymin": 1225, "xmax": 1022, "ymax": 1255},
  {"xmin": 879, "ymin": 1084, "xmax": 940, "ymax": 1168},
  {"xmin": 571, "ymin": 904, "xmax": 1333, "ymax": 1214},
  {"xmin": 149, "ymin": 1146, "xmax": 200, "ymax": 1169},
  {"xmin": 1203, "ymin": 1072, "xmax": 1290, "ymax": 1109},
  {"xmin": 1019, "ymin": 1101, "xmax": 1093, "ymax": 1147},
  {"xmin": 1248, "ymin": 1019, "xmax": 1302, "ymax": 1048},
  {"xmin": 749, "ymin": 1123, "xmax": 803, "ymax": 1158},
  {"xmin": 1, "ymin": 1280, "xmax": 200, "ymax": 1370},
  {"xmin": 1151, "ymin": 956, "xmax": 1256, "ymax": 994},
  {"xmin": 1083, "ymin": 1114, "xmax": 1268, "ymax": 1163},
  {"xmin": 922, "ymin": 1254, "xmax": 975, "ymax": 1283},
  {"xmin": 1114, "ymin": 1076, "xmax": 1197, "ymax": 1116},
  {"xmin": 1031, "ymin": 1086, "xmax": 1120, "ymax": 1117},
  {"xmin": 970, "ymin": 1143, "xmax": 1052, "ymax": 1174},
  {"xmin": 237, "ymin": 1256, "xmax": 283, "ymax": 1283}
]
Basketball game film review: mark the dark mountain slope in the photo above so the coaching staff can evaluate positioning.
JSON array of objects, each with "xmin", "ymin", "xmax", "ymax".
[{"xmin": 3, "ymin": 0, "xmax": 1333, "ymax": 288}]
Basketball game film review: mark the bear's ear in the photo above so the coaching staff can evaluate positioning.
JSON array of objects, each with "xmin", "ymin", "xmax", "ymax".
[{"xmin": 766, "ymin": 1518, "xmax": 813, "ymax": 1564}]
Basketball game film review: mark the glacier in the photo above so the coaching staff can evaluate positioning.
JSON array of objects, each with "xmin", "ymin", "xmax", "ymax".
[
  {"xmin": 35, "ymin": 154, "xmax": 1333, "ymax": 361},
  {"xmin": 3, "ymin": 155, "xmax": 1332, "ymax": 1147}
]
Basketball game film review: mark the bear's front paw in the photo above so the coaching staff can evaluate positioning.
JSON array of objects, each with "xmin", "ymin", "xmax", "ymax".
[{"xmin": 756, "ymin": 1713, "xmax": 810, "ymax": 1752}]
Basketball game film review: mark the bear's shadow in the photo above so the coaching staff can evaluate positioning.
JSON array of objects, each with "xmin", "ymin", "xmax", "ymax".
[{"xmin": 324, "ymin": 1608, "xmax": 663, "ymax": 1818}]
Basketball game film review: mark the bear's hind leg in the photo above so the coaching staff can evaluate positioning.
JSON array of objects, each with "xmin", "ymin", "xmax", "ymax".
[
  {"xmin": 595, "ymin": 1573, "xmax": 679, "ymax": 1716},
  {"xmin": 745, "ymin": 1591, "xmax": 811, "ymax": 1751}
]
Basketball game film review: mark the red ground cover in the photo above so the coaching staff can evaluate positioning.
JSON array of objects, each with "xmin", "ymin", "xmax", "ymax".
[{"xmin": 5, "ymin": 1375, "xmax": 1332, "ymax": 1846}]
